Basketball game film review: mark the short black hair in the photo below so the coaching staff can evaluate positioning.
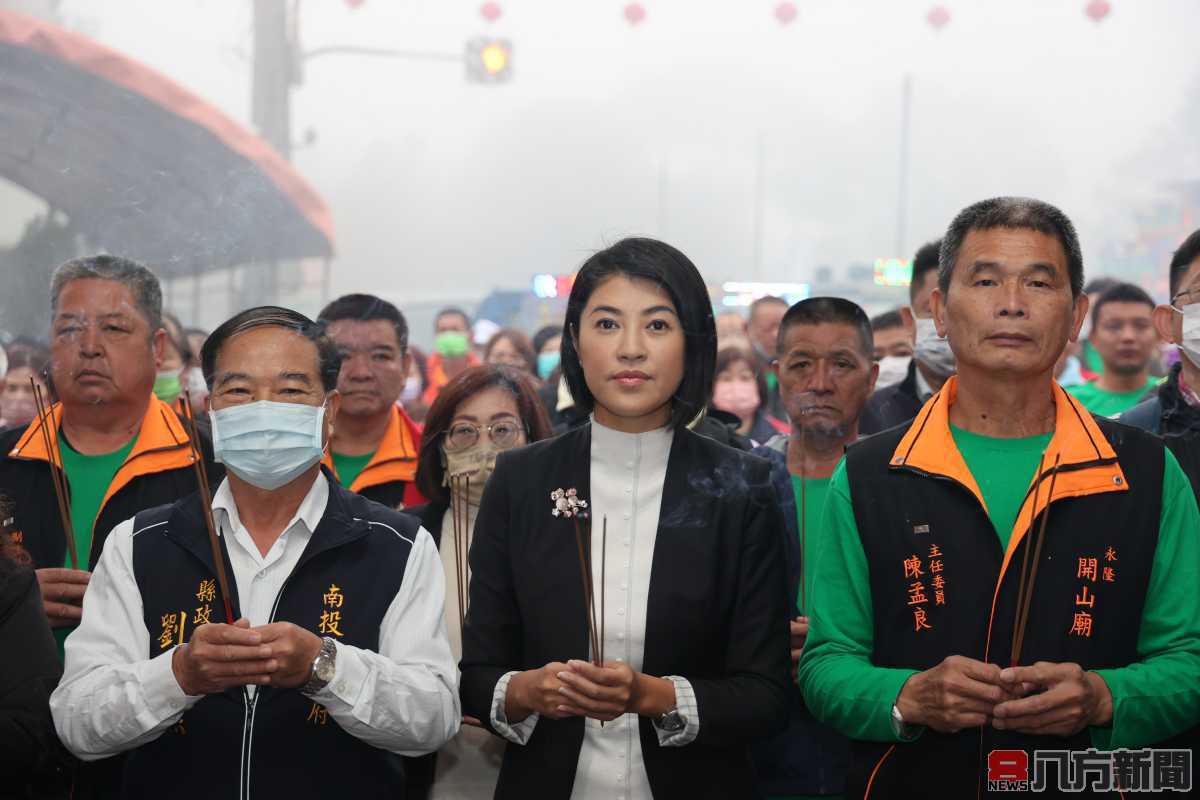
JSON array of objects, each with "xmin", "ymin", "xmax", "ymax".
[
  {"xmin": 776, "ymin": 297, "xmax": 873, "ymax": 358},
  {"xmin": 532, "ymin": 324, "xmax": 563, "ymax": 356},
  {"xmin": 201, "ymin": 306, "xmax": 341, "ymax": 392},
  {"xmin": 1169, "ymin": 229, "xmax": 1200, "ymax": 300},
  {"xmin": 939, "ymin": 197, "xmax": 1084, "ymax": 298},
  {"xmin": 1090, "ymin": 282, "xmax": 1155, "ymax": 328},
  {"xmin": 318, "ymin": 293, "xmax": 409, "ymax": 353},
  {"xmin": 910, "ymin": 240, "xmax": 941, "ymax": 302},
  {"xmin": 435, "ymin": 307, "xmax": 471, "ymax": 329},
  {"xmin": 870, "ymin": 309, "xmax": 904, "ymax": 333},
  {"xmin": 561, "ymin": 237, "xmax": 716, "ymax": 430},
  {"xmin": 749, "ymin": 295, "xmax": 788, "ymax": 321},
  {"xmin": 1083, "ymin": 277, "xmax": 1119, "ymax": 297}
]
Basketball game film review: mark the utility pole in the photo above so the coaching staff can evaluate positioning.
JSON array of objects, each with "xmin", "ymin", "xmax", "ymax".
[
  {"xmin": 252, "ymin": 0, "xmax": 294, "ymax": 160},
  {"xmin": 752, "ymin": 131, "xmax": 766, "ymax": 279},
  {"xmin": 896, "ymin": 73, "xmax": 912, "ymax": 258}
]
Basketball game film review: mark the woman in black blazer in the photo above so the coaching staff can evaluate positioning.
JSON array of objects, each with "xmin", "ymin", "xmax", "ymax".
[{"xmin": 460, "ymin": 238, "xmax": 791, "ymax": 799}]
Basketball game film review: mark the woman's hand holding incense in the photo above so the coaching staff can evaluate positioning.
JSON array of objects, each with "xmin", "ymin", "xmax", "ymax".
[
  {"xmin": 992, "ymin": 662, "xmax": 1112, "ymax": 736},
  {"xmin": 557, "ymin": 660, "xmax": 676, "ymax": 722},
  {"xmin": 505, "ymin": 661, "xmax": 574, "ymax": 722},
  {"xmin": 172, "ymin": 618, "xmax": 276, "ymax": 695},
  {"xmin": 36, "ymin": 567, "xmax": 90, "ymax": 627}
]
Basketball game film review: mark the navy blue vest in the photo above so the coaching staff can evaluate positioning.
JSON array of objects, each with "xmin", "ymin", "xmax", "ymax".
[{"xmin": 122, "ymin": 482, "xmax": 420, "ymax": 799}]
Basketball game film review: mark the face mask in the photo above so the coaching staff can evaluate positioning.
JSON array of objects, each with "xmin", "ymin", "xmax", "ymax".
[
  {"xmin": 536, "ymin": 350, "xmax": 561, "ymax": 380},
  {"xmin": 153, "ymin": 370, "xmax": 182, "ymax": 404},
  {"xmin": 1, "ymin": 394, "xmax": 37, "ymax": 428},
  {"xmin": 913, "ymin": 317, "xmax": 956, "ymax": 378},
  {"xmin": 712, "ymin": 379, "xmax": 760, "ymax": 418},
  {"xmin": 875, "ymin": 356, "xmax": 911, "ymax": 389},
  {"xmin": 181, "ymin": 366, "xmax": 209, "ymax": 407},
  {"xmin": 443, "ymin": 441, "xmax": 501, "ymax": 507},
  {"xmin": 1176, "ymin": 302, "xmax": 1200, "ymax": 369},
  {"xmin": 400, "ymin": 375, "xmax": 422, "ymax": 404},
  {"xmin": 211, "ymin": 400, "xmax": 326, "ymax": 491},
  {"xmin": 434, "ymin": 331, "xmax": 470, "ymax": 359}
]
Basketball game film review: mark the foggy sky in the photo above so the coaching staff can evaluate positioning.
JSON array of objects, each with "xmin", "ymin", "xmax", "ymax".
[{"xmin": 10, "ymin": 0, "xmax": 1200, "ymax": 307}]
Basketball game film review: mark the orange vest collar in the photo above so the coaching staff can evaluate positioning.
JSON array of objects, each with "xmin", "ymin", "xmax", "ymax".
[{"xmin": 323, "ymin": 405, "xmax": 420, "ymax": 491}]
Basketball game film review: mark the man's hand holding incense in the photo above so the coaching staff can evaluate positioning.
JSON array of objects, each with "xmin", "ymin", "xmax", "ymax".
[
  {"xmin": 36, "ymin": 567, "xmax": 90, "ymax": 628},
  {"xmin": 895, "ymin": 655, "xmax": 1014, "ymax": 734},
  {"xmin": 254, "ymin": 622, "xmax": 324, "ymax": 689},
  {"xmin": 172, "ymin": 618, "xmax": 276, "ymax": 695},
  {"xmin": 992, "ymin": 662, "xmax": 1112, "ymax": 736}
]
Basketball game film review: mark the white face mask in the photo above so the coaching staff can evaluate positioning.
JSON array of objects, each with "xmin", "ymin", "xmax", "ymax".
[
  {"xmin": 1175, "ymin": 302, "xmax": 1200, "ymax": 369},
  {"xmin": 913, "ymin": 317, "xmax": 956, "ymax": 378},
  {"xmin": 400, "ymin": 375, "xmax": 422, "ymax": 405},
  {"xmin": 875, "ymin": 356, "xmax": 912, "ymax": 389},
  {"xmin": 211, "ymin": 400, "xmax": 326, "ymax": 491}
]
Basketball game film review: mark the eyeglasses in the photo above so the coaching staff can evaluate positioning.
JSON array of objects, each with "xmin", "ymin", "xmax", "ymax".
[{"xmin": 444, "ymin": 419, "xmax": 524, "ymax": 452}]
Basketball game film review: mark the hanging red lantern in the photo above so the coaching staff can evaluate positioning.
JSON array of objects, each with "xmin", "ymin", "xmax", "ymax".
[
  {"xmin": 775, "ymin": 2, "xmax": 798, "ymax": 26},
  {"xmin": 624, "ymin": 3, "xmax": 646, "ymax": 26},
  {"xmin": 480, "ymin": 2, "xmax": 502, "ymax": 23},
  {"xmin": 1084, "ymin": 0, "xmax": 1111, "ymax": 22},
  {"xmin": 926, "ymin": 5, "xmax": 950, "ymax": 30}
]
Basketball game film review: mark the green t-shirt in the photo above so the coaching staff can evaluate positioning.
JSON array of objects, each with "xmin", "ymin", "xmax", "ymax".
[
  {"xmin": 1067, "ymin": 377, "xmax": 1159, "ymax": 419},
  {"xmin": 791, "ymin": 474, "xmax": 832, "ymax": 617},
  {"xmin": 1081, "ymin": 339, "xmax": 1106, "ymax": 376},
  {"xmin": 55, "ymin": 434, "xmax": 136, "ymax": 654},
  {"xmin": 331, "ymin": 450, "xmax": 375, "ymax": 488},
  {"xmin": 949, "ymin": 426, "xmax": 1052, "ymax": 550},
  {"xmin": 798, "ymin": 448, "xmax": 1200, "ymax": 750}
]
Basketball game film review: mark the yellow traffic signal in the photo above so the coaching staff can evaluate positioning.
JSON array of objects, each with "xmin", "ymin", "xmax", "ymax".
[{"xmin": 466, "ymin": 37, "xmax": 512, "ymax": 84}]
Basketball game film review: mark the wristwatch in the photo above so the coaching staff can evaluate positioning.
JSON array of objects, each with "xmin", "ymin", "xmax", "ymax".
[
  {"xmin": 653, "ymin": 708, "xmax": 687, "ymax": 734},
  {"xmin": 301, "ymin": 637, "xmax": 338, "ymax": 695},
  {"xmin": 891, "ymin": 703, "xmax": 916, "ymax": 739}
]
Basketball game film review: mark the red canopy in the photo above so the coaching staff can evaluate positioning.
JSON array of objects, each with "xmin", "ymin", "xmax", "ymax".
[{"xmin": 0, "ymin": 10, "xmax": 334, "ymax": 275}]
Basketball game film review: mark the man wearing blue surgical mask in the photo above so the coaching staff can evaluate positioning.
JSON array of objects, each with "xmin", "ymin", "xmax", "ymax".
[
  {"xmin": 51, "ymin": 306, "xmax": 459, "ymax": 798},
  {"xmin": 861, "ymin": 239, "xmax": 956, "ymax": 434}
]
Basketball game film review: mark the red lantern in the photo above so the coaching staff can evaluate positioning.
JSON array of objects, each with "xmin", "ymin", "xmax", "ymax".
[
  {"xmin": 481, "ymin": 2, "xmax": 502, "ymax": 23},
  {"xmin": 775, "ymin": 2, "xmax": 798, "ymax": 26},
  {"xmin": 624, "ymin": 3, "xmax": 646, "ymax": 26},
  {"xmin": 926, "ymin": 5, "xmax": 950, "ymax": 30},
  {"xmin": 1084, "ymin": 0, "xmax": 1111, "ymax": 22},
  {"xmin": 344, "ymin": 0, "xmax": 364, "ymax": 8}
]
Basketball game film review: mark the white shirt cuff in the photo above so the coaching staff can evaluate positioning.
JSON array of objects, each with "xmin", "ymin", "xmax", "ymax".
[
  {"xmin": 141, "ymin": 647, "xmax": 202, "ymax": 721},
  {"xmin": 309, "ymin": 640, "xmax": 365, "ymax": 709},
  {"xmin": 491, "ymin": 670, "xmax": 539, "ymax": 745},
  {"xmin": 655, "ymin": 675, "xmax": 700, "ymax": 747}
]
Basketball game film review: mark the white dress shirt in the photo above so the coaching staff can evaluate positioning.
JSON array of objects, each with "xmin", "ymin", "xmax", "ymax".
[
  {"xmin": 489, "ymin": 420, "xmax": 700, "ymax": 800},
  {"xmin": 50, "ymin": 472, "xmax": 460, "ymax": 761}
]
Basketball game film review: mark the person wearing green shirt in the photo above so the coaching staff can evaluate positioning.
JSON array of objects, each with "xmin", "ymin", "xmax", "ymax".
[
  {"xmin": 1066, "ymin": 283, "xmax": 1161, "ymax": 418},
  {"xmin": 749, "ymin": 297, "xmax": 880, "ymax": 800},
  {"xmin": 798, "ymin": 198, "xmax": 1200, "ymax": 798}
]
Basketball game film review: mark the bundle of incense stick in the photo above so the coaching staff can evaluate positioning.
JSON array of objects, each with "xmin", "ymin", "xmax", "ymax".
[
  {"xmin": 798, "ymin": 422, "xmax": 808, "ymax": 616},
  {"xmin": 1010, "ymin": 453, "xmax": 1062, "ymax": 667},
  {"xmin": 571, "ymin": 515, "xmax": 606, "ymax": 668},
  {"xmin": 448, "ymin": 473, "xmax": 472, "ymax": 634},
  {"xmin": 180, "ymin": 393, "xmax": 234, "ymax": 625},
  {"xmin": 30, "ymin": 379, "xmax": 76, "ymax": 569}
]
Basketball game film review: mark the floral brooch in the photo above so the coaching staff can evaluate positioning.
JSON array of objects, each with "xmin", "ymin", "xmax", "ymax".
[{"xmin": 551, "ymin": 487, "xmax": 589, "ymax": 519}]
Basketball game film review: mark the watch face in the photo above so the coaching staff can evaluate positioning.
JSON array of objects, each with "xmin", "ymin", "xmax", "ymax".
[{"xmin": 316, "ymin": 655, "xmax": 336, "ymax": 683}]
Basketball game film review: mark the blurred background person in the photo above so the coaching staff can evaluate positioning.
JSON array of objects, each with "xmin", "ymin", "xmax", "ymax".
[
  {"xmin": 406, "ymin": 345, "xmax": 432, "ymax": 423},
  {"xmin": 0, "ymin": 341, "xmax": 50, "ymax": 431},
  {"xmin": 319, "ymin": 293, "xmax": 426, "ymax": 509},
  {"xmin": 181, "ymin": 327, "xmax": 210, "ymax": 409},
  {"xmin": 404, "ymin": 364, "xmax": 553, "ymax": 800},
  {"xmin": 1077, "ymin": 276, "xmax": 1120, "ymax": 381},
  {"xmin": 869, "ymin": 308, "xmax": 914, "ymax": 390},
  {"xmin": 531, "ymin": 325, "xmax": 563, "ymax": 382},
  {"xmin": 715, "ymin": 310, "xmax": 750, "ymax": 350},
  {"xmin": 152, "ymin": 311, "xmax": 192, "ymax": 412},
  {"xmin": 1067, "ymin": 283, "xmax": 1161, "ymax": 418},
  {"xmin": 748, "ymin": 296, "xmax": 789, "ymax": 419},
  {"xmin": 711, "ymin": 345, "xmax": 787, "ymax": 445},
  {"xmin": 861, "ymin": 239, "xmax": 953, "ymax": 434},
  {"xmin": 483, "ymin": 328, "xmax": 538, "ymax": 378},
  {"xmin": 424, "ymin": 308, "xmax": 479, "ymax": 406}
]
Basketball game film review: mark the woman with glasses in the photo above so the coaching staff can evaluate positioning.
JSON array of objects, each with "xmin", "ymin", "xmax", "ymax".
[
  {"xmin": 460, "ymin": 238, "xmax": 791, "ymax": 799},
  {"xmin": 403, "ymin": 364, "xmax": 553, "ymax": 800}
]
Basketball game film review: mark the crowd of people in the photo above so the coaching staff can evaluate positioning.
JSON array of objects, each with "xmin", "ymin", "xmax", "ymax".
[{"xmin": 0, "ymin": 195, "xmax": 1197, "ymax": 799}]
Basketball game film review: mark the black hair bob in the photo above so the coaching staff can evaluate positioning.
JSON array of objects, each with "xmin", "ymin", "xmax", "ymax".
[{"xmin": 560, "ymin": 237, "xmax": 716, "ymax": 430}]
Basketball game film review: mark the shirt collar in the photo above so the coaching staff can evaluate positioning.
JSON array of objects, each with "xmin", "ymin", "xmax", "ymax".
[
  {"xmin": 913, "ymin": 365, "xmax": 934, "ymax": 402},
  {"xmin": 590, "ymin": 415, "xmax": 674, "ymax": 465},
  {"xmin": 212, "ymin": 470, "xmax": 330, "ymax": 543}
]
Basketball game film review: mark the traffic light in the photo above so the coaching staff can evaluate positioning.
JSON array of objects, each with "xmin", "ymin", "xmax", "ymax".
[{"xmin": 466, "ymin": 36, "xmax": 512, "ymax": 84}]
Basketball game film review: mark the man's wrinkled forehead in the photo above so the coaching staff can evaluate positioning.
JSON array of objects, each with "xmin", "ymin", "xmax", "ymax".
[{"xmin": 214, "ymin": 325, "xmax": 322, "ymax": 384}]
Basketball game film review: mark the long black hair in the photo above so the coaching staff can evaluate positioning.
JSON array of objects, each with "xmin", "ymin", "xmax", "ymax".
[{"xmin": 560, "ymin": 237, "xmax": 716, "ymax": 430}]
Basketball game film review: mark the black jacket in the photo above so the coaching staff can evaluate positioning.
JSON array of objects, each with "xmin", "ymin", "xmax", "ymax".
[
  {"xmin": 1123, "ymin": 363, "xmax": 1200, "ymax": 493},
  {"xmin": 0, "ymin": 398, "xmax": 221, "ymax": 571},
  {"xmin": 459, "ymin": 423, "xmax": 791, "ymax": 799},
  {"xmin": 859, "ymin": 360, "xmax": 926, "ymax": 437},
  {"xmin": 0, "ymin": 559, "xmax": 71, "ymax": 799}
]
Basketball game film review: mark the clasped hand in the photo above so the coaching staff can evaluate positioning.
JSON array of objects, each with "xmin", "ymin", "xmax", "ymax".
[
  {"xmin": 895, "ymin": 655, "xmax": 1112, "ymax": 737},
  {"xmin": 171, "ymin": 618, "xmax": 324, "ymax": 696},
  {"xmin": 509, "ymin": 660, "xmax": 639, "ymax": 722}
]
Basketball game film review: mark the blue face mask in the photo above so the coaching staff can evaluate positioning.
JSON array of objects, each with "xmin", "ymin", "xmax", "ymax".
[
  {"xmin": 537, "ymin": 350, "xmax": 561, "ymax": 380},
  {"xmin": 211, "ymin": 400, "xmax": 327, "ymax": 491}
]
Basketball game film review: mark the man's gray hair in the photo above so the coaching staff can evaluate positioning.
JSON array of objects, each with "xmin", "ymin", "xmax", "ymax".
[{"xmin": 50, "ymin": 255, "xmax": 163, "ymax": 332}]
